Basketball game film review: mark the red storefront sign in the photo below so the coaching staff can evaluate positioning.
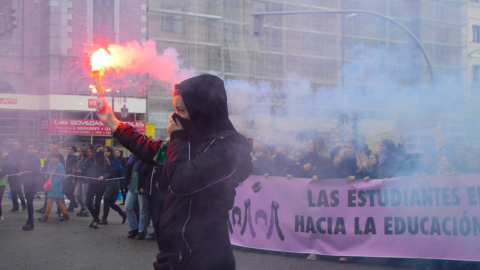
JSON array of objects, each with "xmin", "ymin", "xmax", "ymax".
[
  {"xmin": 88, "ymin": 99, "xmax": 98, "ymax": 108},
  {"xmin": 41, "ymin": 119, "xmax": 146, "ymax": 135}
]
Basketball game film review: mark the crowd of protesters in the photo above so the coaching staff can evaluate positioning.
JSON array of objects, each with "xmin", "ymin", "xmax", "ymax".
[
  {"xmin": 0, "ymin": 135, "xmax": 479, "ymax": 267},
  {"xmin": 0, "ymin": 140, "xmax": 160, "ymax": 241},
  {"xmin": 250, "ymin": 137, "xmax": 480, "ymax": 181},
  {"xmin": 2, "ymin": 137, "xmax": 479, "ymax": 226}
]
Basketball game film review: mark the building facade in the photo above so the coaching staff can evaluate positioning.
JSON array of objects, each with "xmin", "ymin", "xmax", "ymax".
[
  {"xmin": 0, "ymin": 0, "xmax": 473, "ymax": 150},
  {"xmin": 147, "ymin": 0, "xmax": 468, "ymax": 147},
  {"xmin": 0, "ymin": 0, "xmax": 147, "ymax": 150}
]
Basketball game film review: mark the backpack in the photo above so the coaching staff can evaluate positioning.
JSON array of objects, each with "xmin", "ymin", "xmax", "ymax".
[{"xmin": 111, "ymin": 158, "xmax": 124, "ymax": 178}]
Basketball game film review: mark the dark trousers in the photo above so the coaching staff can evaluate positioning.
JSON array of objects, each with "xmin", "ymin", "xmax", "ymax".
[
  {"xmin": 24, "ymin": 185, "xmax": 37, "ymax": 222},
  {"xmin": 186, "ymin": 246, "xmax": 235, "ymax": 270},
  {"xmin": 86, "ymin": 182, "xmax": 106, "ymax": 222},
  {"xmin": 0, "ymin": 185, "xmax": 6, "ymax": 217},
  {"xmin": 63, "ymin": 177, "xmax": 77, "ymax": 207},
  {"xmin": 147, "ymin": 192, "xmax": 162, "ymax": 234},
  {"xmin": 102, "ymin": 197, "xmax": 123, "ymax": 220},
  {"xmin": 8, "ymin": 176, "xmax": 25, "ymax": 209},
  {"xmin": 154, "ymin": 245, "xmax": 235, "ymax": 270}
]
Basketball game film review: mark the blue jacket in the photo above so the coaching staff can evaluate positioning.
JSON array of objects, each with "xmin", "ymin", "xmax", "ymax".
[{"xmin": 46, "ymin": 163, "xmax": 65, "ymax": 198}]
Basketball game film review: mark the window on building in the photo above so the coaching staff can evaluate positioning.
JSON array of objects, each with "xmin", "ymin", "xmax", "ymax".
[
  {"xmin": 93, "ymin": 0, "xmax": 115, "ymax": 46},
  {"xmin": 473, "ymin": 65, "xmax": 480, "ymax": 85},
  {"xmin": 0, "ymin": 0, "xmax": 16, "ymax": 41},
  {"xmin": 473, "ymin": 25, "xmax": 480, "ymax": 43},
  {"xmin": 161, "ymin": 14, "xmax": 183, "ymax": 33}
]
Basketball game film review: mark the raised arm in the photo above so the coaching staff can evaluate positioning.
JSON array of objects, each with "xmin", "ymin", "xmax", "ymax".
[{"xmin": 95, "ymin": 96, "xmax": 164, "ymax": 165}]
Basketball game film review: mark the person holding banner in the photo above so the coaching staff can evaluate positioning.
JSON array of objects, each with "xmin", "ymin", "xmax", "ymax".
[
  {"xmin": 96, "ymin": 74, "xmax": 253, "ymax": 270},
  {"xmin": 335, "ymin": 140, "xmax": 370, "ymax": 182}
]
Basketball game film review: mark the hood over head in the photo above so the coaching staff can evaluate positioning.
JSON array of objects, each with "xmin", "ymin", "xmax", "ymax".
[{"xmin": 175, "ymin": 74, "xmax": 235, "ymax": 141}]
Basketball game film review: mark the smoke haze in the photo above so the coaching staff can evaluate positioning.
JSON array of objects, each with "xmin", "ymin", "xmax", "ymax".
[
  {"xmin": 105, "ymin": 40, "xmax": 195, "ymax": 90},
  {"xmin": 102, "ymin": 38, "xmax": 472, "ymax": 153}
]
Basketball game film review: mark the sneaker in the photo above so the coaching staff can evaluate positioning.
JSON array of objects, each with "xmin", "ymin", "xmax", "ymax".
[
  {"xmin": 22, "ymin": 223, "xmax": 34, "ymax": 231},
  {"xmin": 80, "ymin": 211, "xmax": 90, "ymax": 217},
  {"xmin": 59, "ymin": 215, "xmax": 70, "ymax": 221},
  {"xmin": 35, "ymin": 208, "xmax": 45, "ymax": 214},
  {"xmin": 22, "ymin": 205, "xmax": 27, "ymax": 212},
  {"xmin": 127, "ymin": 230, "xmax": 138, "ymax": 238},
  {"xmin": 9, "ymin": 207, "xmax": 19, "ymax": 212},
  {"xmin": 135, "ymin": 232, "xmax": 146, "ymax": 240},
  {"xmin": 91, "ymin": 222, "xmax": 98, "ymax": 229},
  {"xmin": 307, "ymin": 253, "xmax": 318, "ymax": 261},
  {"xmin": 98, "ymin": 219, "xmax": 108, "ymax": 225},
  {"xmin": 66, "ymin": 205, "xmax": 75, "ymax": 212},
  {"xmin": 146, "ymin": 234, "xmax": 156, "ymax": 242},
  {"xmin": 38, "ymin": 216, "xmax": 48, "ymax": 222}
]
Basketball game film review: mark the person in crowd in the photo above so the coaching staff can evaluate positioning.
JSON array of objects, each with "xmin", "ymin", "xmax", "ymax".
[
  {"xmin": 137, "ymin": 162, "xmax": 159, "ymax": 241},
  {"xmin": 251, "ymin": 142, "xmax": 273, "ymax": 176},
  {"xmin": 38, "ymin": 153, "xmax": 70, "ymax": 222},
  {"xmin": 64, "ymin": 145, "xmax": 79, "ymax": 212},
  {"xmin": 82, "ymin": 144, "xmax": 107, "ymax": 229},
  {"xmin": 465, "ymin": 152, "xmax": 480, "ymax": 174},
  {"xmin": 286, "ymin": 150, "xmax": 304, "ymax": 179},
  {"xmin": 144, "ymin": 166, "xmax": 163, "ymax": 242},
  {"xmin": 393, "ymin": 143, "xmax": 410, "ymax": 176},
  {"xmin": 335, "ymin": 140, "xmax": 370, "ymax": 182},
  {"xmin": 271, "ymin": 146, "xmax": 292, "ymax": 177},
  {"xmin": 0, "ymin": 146, "xmax": 7, "ymax": 221},
  {"xmin": 438, "ymin": 156, "xmax": 456, "ymax": 175},
  {"xmin": 123, "ymin": 154, "xmax": 151, "ymax": 240},
  {"xmin": 39, "ymin": 150, "xmax": 46, "ymax": 168},
  {"xmin": 377, "ymin": 139, "xmax": 399, "ymax": 179},
  {"xmin": 74, "ymin": 147, "xmax": 90, "ymax": 217},
  {"xmin": 411, "ymin": 151, "xmax": 438, "ymax": 176},
  {"xmin": 330, "ymin": 146, "xmax": 345, "ymax": 172},
  {"xmin": 301, "ymin": 138, "xmax": 333, "ymax": 180},
  {"xmin": 36, "ymin": 142, "xmax": 65, "ymax": 214},
  {"xmin": 452, "ymin": 143, "xmax": 468, "ymax": 173},
  {"xmin": 5, "ymin": 140, "xmax": 26, "ymax": 212},
  {"xmin": 99, "ymin": 146, "xmax": 127, "ymax": 225},
  {"xmin": 368, "ymin": 153, "xmax": 379, "ymax": 179},
  {"xmin": 115, "ymin": 148, "xmax": 128, "ymax": 205},
  {"xmin": 87, "ymin": 144, "xmax": 95, "ymax": 157},
  {"xmin": 96, "ymin": 74, "xmax": 253, "ymax": 269},
  {"xmin": 20, "ymin": 143, "xmax": 41, "ymax": 230}
]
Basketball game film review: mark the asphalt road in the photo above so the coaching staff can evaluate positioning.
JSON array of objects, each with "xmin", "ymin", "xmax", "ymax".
[{"xmin": 0, "ymin": 193, "xmax": 466, "ymax": 270}]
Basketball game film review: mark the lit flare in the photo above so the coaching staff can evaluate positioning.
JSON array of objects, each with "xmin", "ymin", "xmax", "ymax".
[{"xmin": 90, "ymin": 48, "xmax": 113, "ymax": 96}]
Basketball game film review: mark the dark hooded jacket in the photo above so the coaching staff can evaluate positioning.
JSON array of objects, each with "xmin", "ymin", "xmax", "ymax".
[
  {"xmin": 20, "ymin": 153, "xmax": 41, "ymax": 189},
  {"xmin": 114, "ymin": 74, "xmax": 253, "ymax": 254}
]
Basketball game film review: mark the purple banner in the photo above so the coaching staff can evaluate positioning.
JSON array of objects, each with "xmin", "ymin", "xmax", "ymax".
[{"xmin": 229, "ymin": 174, "xmax": 480, "ymax": 261}]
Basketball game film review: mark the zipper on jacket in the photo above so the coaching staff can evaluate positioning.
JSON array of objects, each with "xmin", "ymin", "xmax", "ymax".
[
  {"xmin": 149, "ymin": 167, "xmax": 155, "ymax": 195},
  {"xmin": 182, "ymin": 197, "xmax": 193, "ymax": 252}
]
